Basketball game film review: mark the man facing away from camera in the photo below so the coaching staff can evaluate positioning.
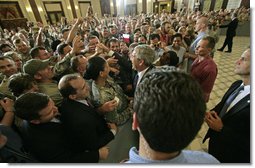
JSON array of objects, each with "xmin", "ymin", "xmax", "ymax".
[{"xmin": 126, "ymin": 67, "xmax": 219, "ymax": 163}]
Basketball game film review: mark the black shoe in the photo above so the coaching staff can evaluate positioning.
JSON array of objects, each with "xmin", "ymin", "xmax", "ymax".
[
  {"xmin": 224, "ymin": 50, "xmax": 231, "ymax": 53},
  {"xmin": 217, "ymin": 49, "xmax": 223, "ymax": 52}
]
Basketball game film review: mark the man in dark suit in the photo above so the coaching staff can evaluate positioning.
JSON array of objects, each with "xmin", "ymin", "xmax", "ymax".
[
  {"xmin": 14, "ymin": 92, "xmax": 107, "ymax": 162},
  {"xmin": 217, "ymin": 13, "xmax": 239, "ymax": 53},
  {"xmin": 203, "ymin": 48, "xmax": 250, "ymax": 163},
  {"xmin": 130, "ymin": 45, "xmax": 155, "ymax": 91},
  {"xmin": 58, "ymin": 74, "xmax": 117, "ymax": 160}
]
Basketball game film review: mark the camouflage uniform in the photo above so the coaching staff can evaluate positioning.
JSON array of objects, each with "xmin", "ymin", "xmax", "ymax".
[{"xmin": 88, "ymin": 78, "xmax": 132, "ymax": 126}]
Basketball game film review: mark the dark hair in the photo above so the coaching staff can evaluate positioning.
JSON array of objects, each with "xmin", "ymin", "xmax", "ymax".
[
  {"xmin": 29, "ymin": 46, "xmax": 46, "ymax": 58},
  {"xmin": 155, "ymin": 23, "xmax": 161, "ymax": 29},
  {"xmin": 14, "ymin": 92, "xmax": 50, "ymax": 121},
  {"xmin": 161, "ymin": 21, "xmax": 170, "ymax": 28},
  {"xmin": 149, "ymin": 33, "xmax": 160, "ymax": 41},
  {"xmin": 134, "ymin": 68, "xmax": 206, "ymax": 153},
  {"xmin": 138, "ymin": 34, "xmax": 147, "ymax": 41},
  {"xmin": 8, "ymin": 73, "xmax": 37, "ymax": 97},
  {"xmin": 160, "ymin": 51, "xmax": 179, "ymax": 67},
  {"xmin": 133, "ymin": 28, "xmax": 141, "ymax": 34},
  {"xmin": 58, "ymin": 74, "xmax": 79, "ymax": 98},
  {"xmin": 172, "ymin": 33, "xmax": 183, "ymax": 40},
  {"xmin": 51, "ymin": 40, "xmax": 62, "ymax": 52},
  {"xmin": 107, "ymin": 38, "xmax": 119, "ymax": 48},
  {"xmin": 13, "ymin": 38, "xmax": 22, "ymax": 46},
  {"xmin": 88, "ymin": 35, "xmax": 98, "ymax": 41},
  {"xmin": 57, "ymin": 43, "xmax": 69, "ymax": 55},
  {"xmin": 202, "ymin": 36, "xmax": 216, "ymax": 50},
  {"xmin": 0, "ymin": 44, "xmax": 12, "ymax": 52},
  {"xmin": 89, "ymin": 30, "xmax": 100, "ymax": 39},
  {"xmin": 84, "ymin": 56, "xmax": 106, "ymax": 80},
  {"xmin": 232, "ymin": 12, "xmax": 238, "ymax": 18},
  {"xmin": 61, "ymin": 28, "xmax": 70, "ymax": 35}
]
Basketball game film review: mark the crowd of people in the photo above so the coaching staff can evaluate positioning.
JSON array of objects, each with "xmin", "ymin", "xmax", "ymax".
[{"xmin": 0, "ymin": 5, "xmax": 250, "ymax": 163}]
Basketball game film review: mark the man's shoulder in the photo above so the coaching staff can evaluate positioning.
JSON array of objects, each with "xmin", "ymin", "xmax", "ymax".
[
  {"xmin": 60, "ymin": 99, "xmax": 93, "ymax": 114},
  {"xmin": 204, "ymin": 57, "xmax": 217, "ymax": 68},
  {"xmin": 148, "ymin": 65, "xmax": 156, "ymax": 71},
  {"xmin": 61, "ymin": 99, "xmax": 82, "ymax": 108},
  {"xmin": 229, "ymin": 80, "xmax": 243, "ymax": 89},
  {"xmin": 182, "ymin": 150, "xmax": 220, "ymax": 163},
  {"xmin": 232, "ymin": 80, "xmax": 243, "ymax": 85},
  {"xmin": 38, "ymin": 81, "xmax": 58, "ymax": 87},
  {"xmin": 126, "ymin": 148, "xmax": 220, "ymax": 163}
]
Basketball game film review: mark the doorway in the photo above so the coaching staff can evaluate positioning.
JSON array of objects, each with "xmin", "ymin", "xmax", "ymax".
[{"xmin": 47, "ymin": 11, "xmax": 63, "ymax": 24}]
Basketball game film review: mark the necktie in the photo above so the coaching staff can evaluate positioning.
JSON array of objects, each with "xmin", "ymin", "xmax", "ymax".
[
  {"xmin": 133, "ymin": 74, "xmax": 139, "ymax": 88},
  {"xmin": 85, "ymin": 98, "xmax": 94, "ymax": 108},
  {"xmin": 219, "ymin": 85, "xmax": 244, "ymax": 118}
]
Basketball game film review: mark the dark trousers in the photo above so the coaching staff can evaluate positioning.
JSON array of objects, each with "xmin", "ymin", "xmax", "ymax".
[{"xmin": 220, "ymin": 35, "xmax": 234, "ymax": 51}]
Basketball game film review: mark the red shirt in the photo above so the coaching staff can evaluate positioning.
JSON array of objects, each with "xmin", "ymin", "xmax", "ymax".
[{"xmin": 191, "ymin": 56, "xmax": 218, "ymax": 102}]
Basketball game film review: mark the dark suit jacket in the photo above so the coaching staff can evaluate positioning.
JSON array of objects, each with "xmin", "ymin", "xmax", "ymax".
[
  {"xmin": 21, "ymin": 121, "xmax": 99, "ymax": 162},
  {"xmin": 0, "ymin": 125, "xmax": 38, "ymax": 162},
  {"xmin": 60, "ymin": 99, "xmax": 114, "ymax": 152},
  {"xmin": 219, "ymin": 18, "xmax": 238, "ymax": 37},
  {"xmin": 133, "ymin": 65, "xmax": 155, "ymax": 92},
  {"xmin": 203, "ymin": 80, "xmax": 250, "ymax": 163}
]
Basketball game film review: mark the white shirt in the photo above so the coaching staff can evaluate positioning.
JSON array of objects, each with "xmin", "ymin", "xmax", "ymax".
[
  {"xmin": 137, "ymin": 67, "xmax": 149, "ymax": 86},
  {"xmin": 227, "ymin": 84, "xmax": 250, "ymax": 113},
  {"xmin": 50, "ymin": 117, "xmax": 61, "ymax": 123},
  {"xmin": 76, "ymin": 99, "xmax": 89, "ymax": 106}
]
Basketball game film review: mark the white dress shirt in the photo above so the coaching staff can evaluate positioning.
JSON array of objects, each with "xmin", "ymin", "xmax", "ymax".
[
  {"xmin": 137, "ymin": 67, "xmax": 149, "ymax": 86},
  {"xmin": 226, "ymin": 84, "xmax": 250, "ymax": 113}
]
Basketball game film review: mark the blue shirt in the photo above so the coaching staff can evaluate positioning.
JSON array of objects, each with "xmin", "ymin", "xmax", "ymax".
[
  {"xmin": 126, "ymin": 147, "xmax": 220, "ymax": 163},
  {"xmin": 190, "ymin": 31, "xmax": 208, "ymax": 53}
]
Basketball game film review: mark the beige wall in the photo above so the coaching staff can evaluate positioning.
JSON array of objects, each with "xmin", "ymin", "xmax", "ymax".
[
  {"xmin": 0, "ymin": 0, "xmax": 185, "ymax": 24},
  {"xmin": 3, "ymin": 0, "xmax": 244, "ymax": 25},
  {"xmin": 137, "ymin": 0, "xmax": 143, "ymax": 14},
  {"xmin": 147, "ymin": 0, "xmax": 153, "ymax": 14},
  {"xmin": 71, "ymin": 0, "xmax": 102, "ymax": 18},
  {"xmin": 32, "ymin": 0, "xmax": 103, "ymax": 25},
  {"xmin": 110, "ymin": 0, "xmax": 114, "ymax": 15},
  {"xmin": 117, "ymin": 0, "xmax": 125, "ymax": 16},
  {"xmin": 174, "ymin": 0, "xmax": 182, "ymax": 12},
  {"xmin": 90, "ymin": 0, "xmax": 102, "ymax": 18},
  {"xmin": 126, "ymin": 0, "xmax": 136, "ymax": 4},
  {"xmin": 186, "ymin": 0, "xmax": 196, "ymax": 11},
  {"xmin": 43, "ymin": 0, "xmax": 73, "ymax": 20},
  {"xmin": 32, "ymin": 0, "xmax": 73, "ymax": 25}
]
